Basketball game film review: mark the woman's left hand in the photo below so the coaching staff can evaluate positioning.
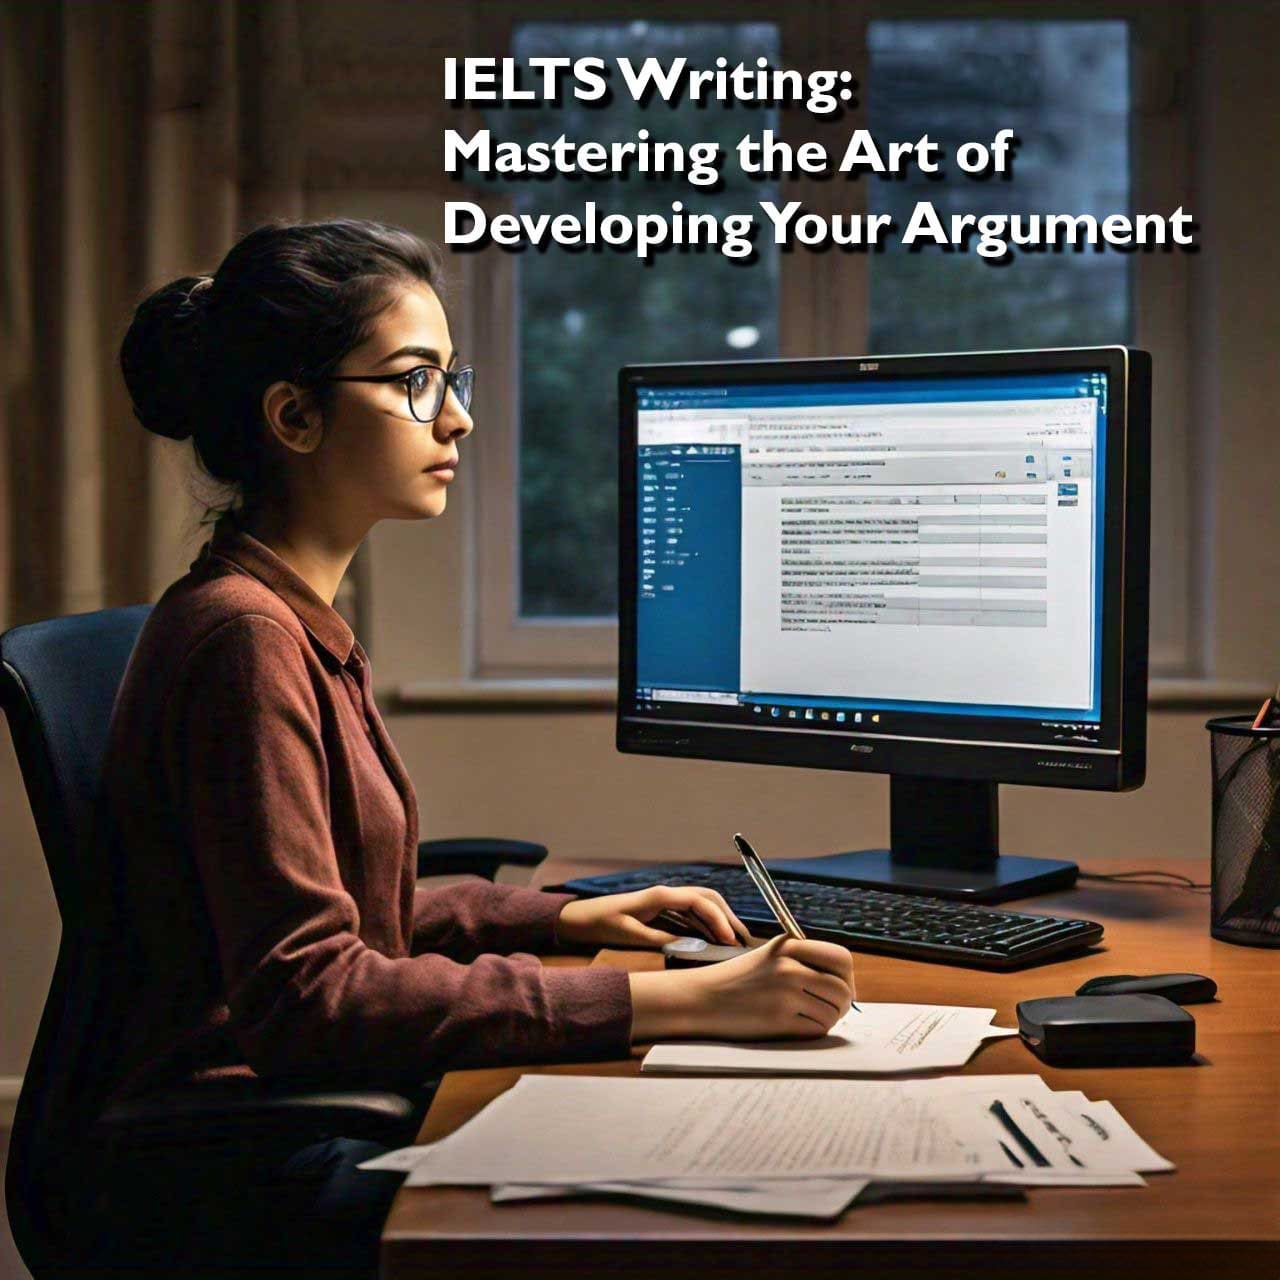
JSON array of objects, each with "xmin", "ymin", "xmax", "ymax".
[{"xmin": 555, "ymin": 885, "xmax": 749, "ymax": 950}]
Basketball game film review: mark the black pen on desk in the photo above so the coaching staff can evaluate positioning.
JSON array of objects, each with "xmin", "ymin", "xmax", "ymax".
[
  {"xmin": 988, "ymin": 1101, "xmax": 1051, "ymax": 1169},
  {"xmin": 733, "ymin": 832, "xmax": 861, "ymax": 1012}
]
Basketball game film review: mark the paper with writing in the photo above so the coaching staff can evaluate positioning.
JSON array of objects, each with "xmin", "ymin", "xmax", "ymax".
[
  {"xmin": 357, "ymin": 1071, "xmax": 1172, "ymax": 1209},
  {"xmin": 642, "ymin": 1003, "xmax": 1017, "ymax": 1076}
]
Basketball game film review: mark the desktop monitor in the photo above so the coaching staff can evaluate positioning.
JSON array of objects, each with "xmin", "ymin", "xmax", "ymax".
[{"xmin": 617, "ymin": 347, "xmax": 1150, "ymax": 903}]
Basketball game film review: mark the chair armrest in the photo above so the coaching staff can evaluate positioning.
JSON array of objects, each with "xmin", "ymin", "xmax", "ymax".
[
  {"xmin": 97, "ymin": 1080, "xmax": 427, "ymax": 1150},
  {"xmin": 417, "ymin": 837, "xmax": 548, "ymax": 882}
]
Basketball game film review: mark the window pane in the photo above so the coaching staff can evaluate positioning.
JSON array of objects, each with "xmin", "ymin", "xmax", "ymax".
[
  {"xmin": 867, "ymin": 20, "xmax": 1131, "ymax": 354},
  {"xmin": 498, "ymin": 21, "xmax": 781, "ymax": 619}
]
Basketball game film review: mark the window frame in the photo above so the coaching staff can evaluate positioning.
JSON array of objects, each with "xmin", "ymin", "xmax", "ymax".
[{"xmin": 462, "ymin": 0, "xmax": 1193, "ymax": 679}]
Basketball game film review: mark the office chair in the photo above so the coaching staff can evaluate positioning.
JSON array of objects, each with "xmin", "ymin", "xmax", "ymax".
[{"xmin": 0, "ymin": 605, "xmax": 547, "ymax": 1277}]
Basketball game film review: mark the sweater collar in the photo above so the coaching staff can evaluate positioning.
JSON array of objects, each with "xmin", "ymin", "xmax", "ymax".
[{"xmin": 200, "ymin": 517, "xmax": 357, "ymax": 666}]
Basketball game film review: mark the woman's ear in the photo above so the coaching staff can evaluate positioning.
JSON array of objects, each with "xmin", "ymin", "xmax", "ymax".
[{"xmin": 261, "ymin": 381, "xmax": 324, "ymax": 454}]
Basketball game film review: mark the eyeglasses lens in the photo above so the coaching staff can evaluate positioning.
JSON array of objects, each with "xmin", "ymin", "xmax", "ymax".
[
  {"xmin": 408, "ymin": 367, "xmax": 473, "ymax": 421},
  {"xmin": 409, "ymin": 368, "xmax": 444, "ymax": 423},
  {"xmin": 452, "ymin": 366, "xmax": 474, "ymax": 413}
]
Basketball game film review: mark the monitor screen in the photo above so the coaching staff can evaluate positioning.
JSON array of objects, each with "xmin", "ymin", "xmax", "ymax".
[{"xmin": 622, "ymin": 356, "xmax": 1134, "ymax": 760}]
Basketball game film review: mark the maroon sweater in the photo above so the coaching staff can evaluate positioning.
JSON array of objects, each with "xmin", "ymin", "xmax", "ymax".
[{"xmin": 101, "ymin": 520, "xmax": 632, "ymax": 1100}]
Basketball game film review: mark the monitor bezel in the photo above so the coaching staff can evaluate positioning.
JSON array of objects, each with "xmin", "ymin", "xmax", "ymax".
[{"xmin": 616, "ymin": 346, "xmax": 1149, "ymax": 793}]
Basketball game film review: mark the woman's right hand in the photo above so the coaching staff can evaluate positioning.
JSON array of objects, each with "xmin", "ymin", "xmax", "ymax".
[{"xmin": 627, "ymin": 935, "xmax": 856, "ymax": 1043}]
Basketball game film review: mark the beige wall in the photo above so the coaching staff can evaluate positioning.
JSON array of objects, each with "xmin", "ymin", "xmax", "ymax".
[
  {"xmin": 0, "ymin": 727, "xmax": 58, "ymax": 1082},
  {"xmin": 0, "ymin": 705, "xmax": 1224, "ymax": 1079},
  {"xmin": 386, "ymin": 708, "xmax": 1219, "ymax": 871}
]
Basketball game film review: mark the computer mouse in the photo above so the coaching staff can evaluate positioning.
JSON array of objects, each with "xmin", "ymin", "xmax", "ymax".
[
  {"xmin": 1075, "ymin": 973, "xmax": 1217, "ymax": 1005},
  {"xmin": 662, "ymin": 938, "xmax": 757, "ymax": 969}
]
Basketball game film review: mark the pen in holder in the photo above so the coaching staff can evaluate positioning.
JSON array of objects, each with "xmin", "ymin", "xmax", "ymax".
[{"xmin": 1206, "ymin": 714, "xmax": 1280, "ymax": 946}]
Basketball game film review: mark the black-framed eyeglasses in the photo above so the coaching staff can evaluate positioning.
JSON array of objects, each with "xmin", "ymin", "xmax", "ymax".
[{"xmin": 327, "ymin": 363, "xmax": 475, "ymax": 424}]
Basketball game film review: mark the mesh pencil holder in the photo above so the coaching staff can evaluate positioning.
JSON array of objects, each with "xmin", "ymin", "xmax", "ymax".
[{"xmin": 1206, "ymin": 715, "xmax": 1280, "ymax": 947}]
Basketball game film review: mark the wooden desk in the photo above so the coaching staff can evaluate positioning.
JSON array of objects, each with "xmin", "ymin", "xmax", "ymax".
[{"xmin": 383, "ymin": 857, "xmax": 1280, "ymax": 1279}]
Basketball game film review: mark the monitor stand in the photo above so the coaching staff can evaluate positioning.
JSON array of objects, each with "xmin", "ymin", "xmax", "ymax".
[{"xmin": 771, "ymin": 776, "xmax": 1078, "ymax": 904}]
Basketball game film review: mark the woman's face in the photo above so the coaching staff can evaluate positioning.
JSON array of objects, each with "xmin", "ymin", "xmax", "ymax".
[{"xmin": 316, "ymin": 282, "xmax": 472, "ymax": 523}]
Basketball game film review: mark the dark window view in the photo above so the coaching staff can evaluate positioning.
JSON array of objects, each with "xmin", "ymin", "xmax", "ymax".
[
  {"xmin": 498, "ymin": 21, "xmax": 780, "ymax": 619},
  {"xmin": 867, "ymin": 20, "xmax": 1131, "ymax": 354}
]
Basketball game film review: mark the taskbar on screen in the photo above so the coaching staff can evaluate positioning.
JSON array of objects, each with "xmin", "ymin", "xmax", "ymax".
[{"xmin": 629, "ymin": 687, "xmax": 1105, "ymax": 749}]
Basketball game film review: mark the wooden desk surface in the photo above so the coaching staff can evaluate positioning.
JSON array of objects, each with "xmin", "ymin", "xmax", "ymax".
[{"xmin": 383, "ymin": 856, "xmax": 1280, "ymax": 1279}]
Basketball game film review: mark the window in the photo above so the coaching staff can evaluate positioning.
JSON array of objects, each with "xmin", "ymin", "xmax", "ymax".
[
  {"xmin": 867, "ymin": 20, "xmax": 1131, "ymax": 354},
  {"xmin": 461, "ymin": 4, "xmax": 1190, "ymax": 682}
]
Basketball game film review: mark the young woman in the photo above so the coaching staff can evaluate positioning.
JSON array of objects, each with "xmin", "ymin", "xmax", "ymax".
[{"xmin": 102, "ymin": 219, "xmax": 855, "ymax": 1274}]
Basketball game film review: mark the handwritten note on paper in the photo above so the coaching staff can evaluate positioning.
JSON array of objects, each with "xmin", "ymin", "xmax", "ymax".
[{"xmin": 642, "ymin": 1003, "xmax": 1018, "ymax": 1076}]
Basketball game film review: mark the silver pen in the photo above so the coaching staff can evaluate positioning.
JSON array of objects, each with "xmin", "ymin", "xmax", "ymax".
[{"xmin": 734, "ymin": 832, "xmax": 860, "ymax": 1011}]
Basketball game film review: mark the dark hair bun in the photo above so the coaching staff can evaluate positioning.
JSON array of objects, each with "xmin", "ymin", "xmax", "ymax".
[
  {"xmin": 117, "ymin": 222, "xmax": 442, "ymax": 507},
  {"xmin": 119, "ymin": 275, "xmax": 212, "ymax": 441}
]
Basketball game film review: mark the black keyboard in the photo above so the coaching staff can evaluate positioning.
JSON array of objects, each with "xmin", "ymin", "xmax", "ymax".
[{"xmin": 553, "ymin": 863, "xmax": 1103, "ymax": 970}]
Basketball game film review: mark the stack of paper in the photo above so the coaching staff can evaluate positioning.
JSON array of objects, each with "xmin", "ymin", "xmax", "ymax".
[
  {"xmin": 360, "ymin": 1071, "xmax": 1172, "ymax": 1219},
  {"xmin": 642, "ymin": 1002, "xmax": 1019, "ymax": 1076}
]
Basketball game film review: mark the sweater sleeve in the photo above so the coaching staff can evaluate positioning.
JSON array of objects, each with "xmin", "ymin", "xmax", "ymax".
[
  {"xmin": 164, "ymin": 615, "xmax": 632, "ymax": 1084},
  {"xmin": 411, "ymin": 881, "xmax": 576, "ymax": 961}
]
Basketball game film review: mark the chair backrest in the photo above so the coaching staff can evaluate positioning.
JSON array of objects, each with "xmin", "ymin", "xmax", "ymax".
[
  {"xmin": 1, "ymin": 605, "xmax": 151, "ymax": 912},
  {"xmin": 1, "ymin": 604, "xmax": 151, "ymax": 1271}
]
